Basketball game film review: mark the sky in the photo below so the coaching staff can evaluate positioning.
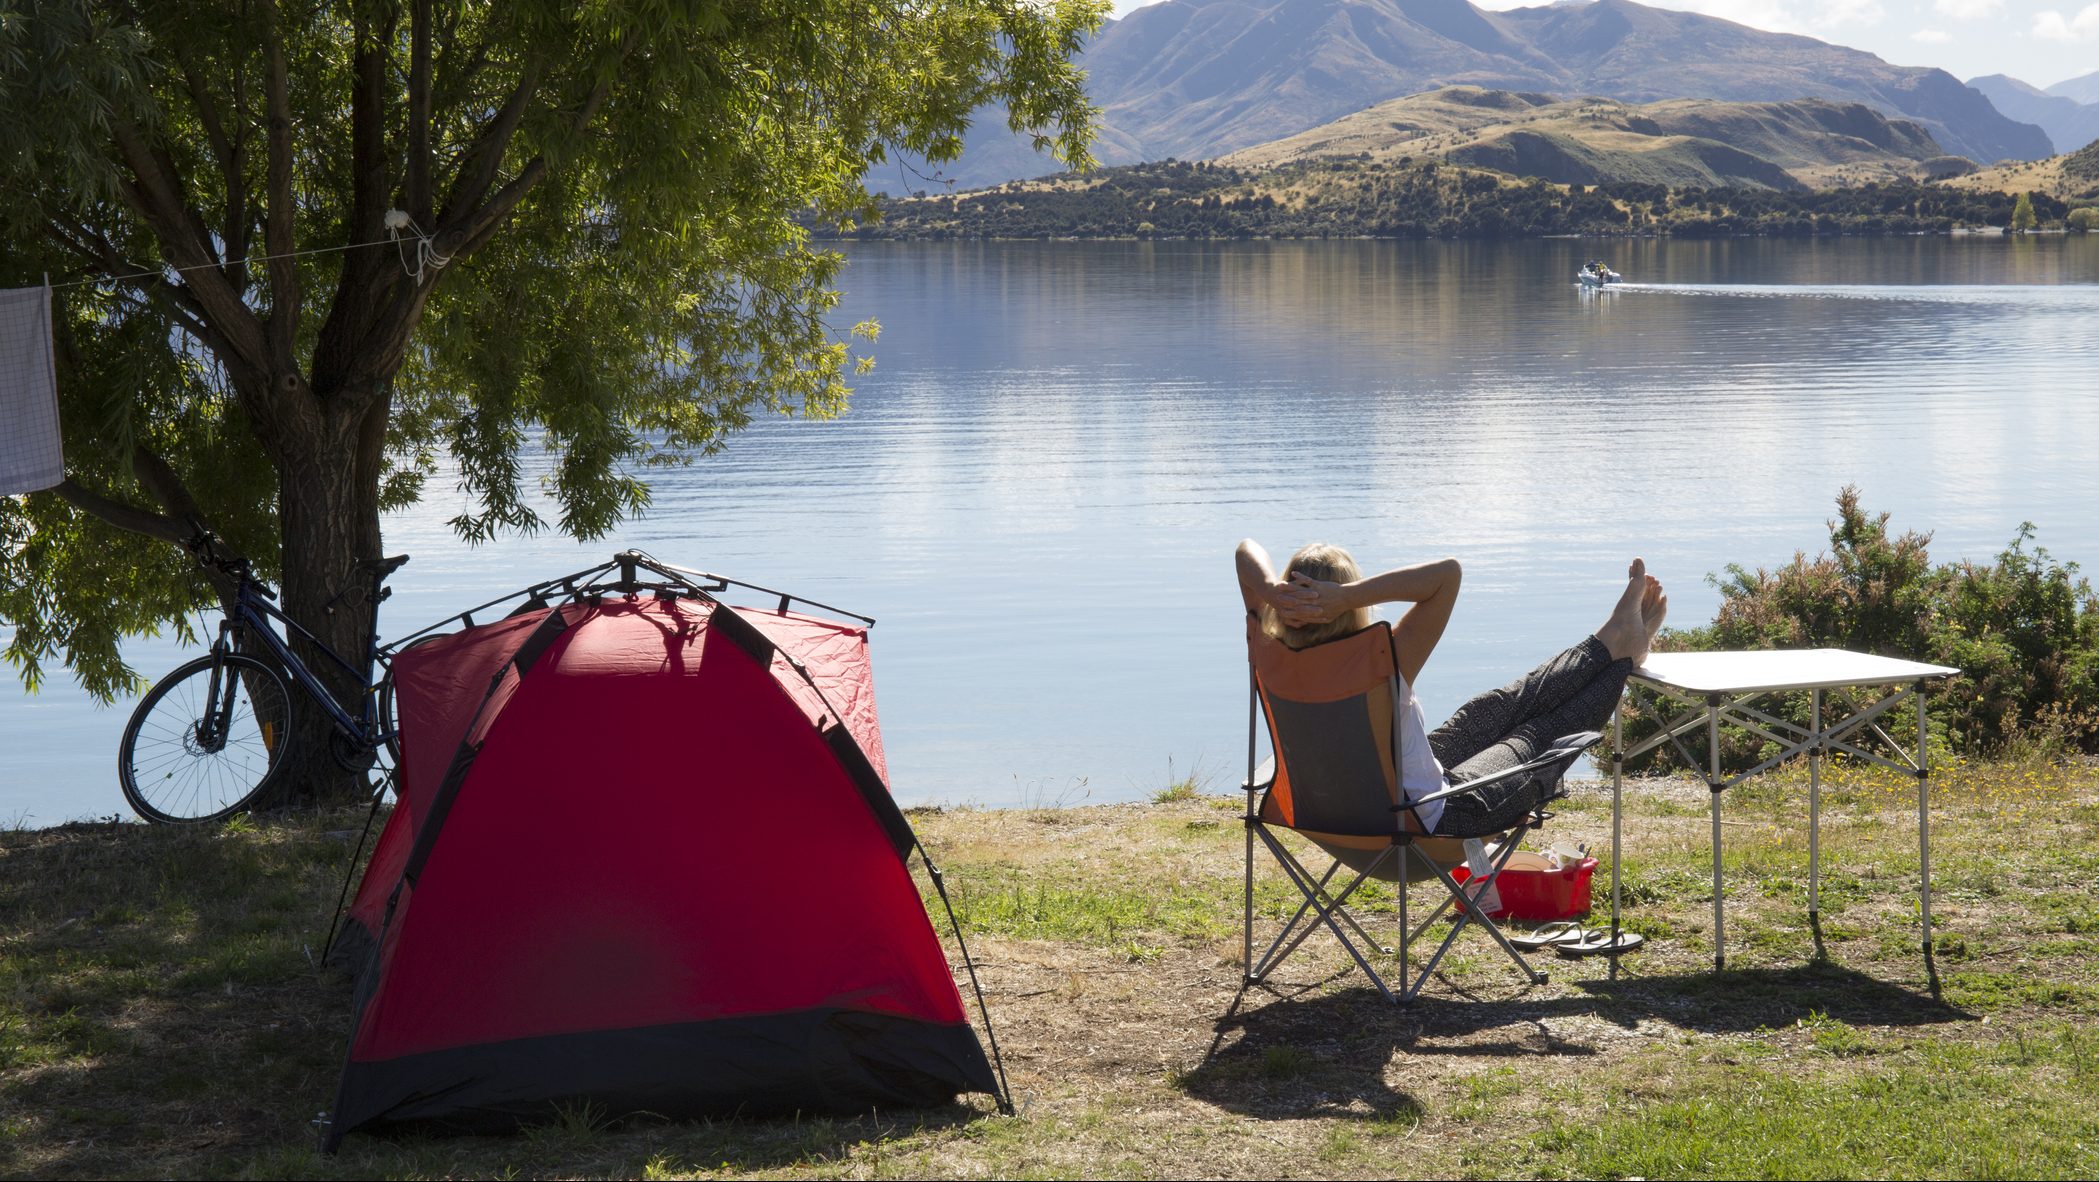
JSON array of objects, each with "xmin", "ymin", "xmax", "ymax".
[{"xmin": 1107, "ymin": 1, "xmax": 2099, "ymax": 90}]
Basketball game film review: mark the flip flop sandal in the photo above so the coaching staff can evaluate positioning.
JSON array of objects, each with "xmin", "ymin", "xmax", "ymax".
[
  {"xmin": 1557, "ymin": 929, "xmax": 1646, "ymax": 958},
  {"xmin": 1509, "ymin": 920, "xmax": 1590, "ymax": 952}
]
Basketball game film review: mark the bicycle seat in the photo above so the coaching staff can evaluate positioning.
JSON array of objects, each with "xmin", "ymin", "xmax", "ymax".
[{"xmin": 360, "ymin": 555, "xmax": 411, "ymax": 576}]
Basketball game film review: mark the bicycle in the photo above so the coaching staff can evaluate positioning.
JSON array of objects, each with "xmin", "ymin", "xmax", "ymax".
[{"xmin": 118, "ymin": 527, "xmax": 409, "ymax": 824}]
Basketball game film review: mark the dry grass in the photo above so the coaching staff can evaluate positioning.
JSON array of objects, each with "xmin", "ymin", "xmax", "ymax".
[
  {"xmin": 4, "ymin": 757, "xmax": 2097, "ymax": 1178},
  {"xmin": 1940, "ymin": 153, "xmax": 2099, "ymax": 202}
]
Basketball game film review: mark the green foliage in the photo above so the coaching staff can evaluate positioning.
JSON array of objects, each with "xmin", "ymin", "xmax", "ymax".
[
  {"xmin": 0, "ymin": 1, "xmax": 1106, "ymax": 701},
  {"xmin": 2012, "ymin": 190, "xmax": 2039, "ymax": 231},
  {"xmin": 2069, "ymin": 207, "xmax": 2099, "ymax": 232},
  {"xmin": 1638, "ymin": 487, "xmax": 2099, "ymax": 766}
]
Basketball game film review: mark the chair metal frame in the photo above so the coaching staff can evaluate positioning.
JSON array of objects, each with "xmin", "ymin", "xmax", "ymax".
[{"xmin": 1239, "ymin": 656, "xmax": 1601, "ymax": 1005}]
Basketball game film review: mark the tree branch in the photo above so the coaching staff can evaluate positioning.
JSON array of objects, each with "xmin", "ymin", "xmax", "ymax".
[
  {"xmin": 450, "ymin": 43, "xmax": 626, "ymax": 259},
  {"xmin": 260, "ymin": 0, "xmax": 298, "ymax": 371},
  {"xmin": 106, "ymin": 116, "xmax": 270, "ymax": 377},
  {"xmin": 434, "ymin": 53, "xmax": 545, "ymax": 226},
  {"xmin": 310, "ymin": 8, "xmax": 406, "ymax": 406},
  {"xmin": 408, "ymin": 0, "xmax": 433, "ymax": 224},
  {"xmin": 339, "ymin": 36, "xmax": 634, "ymax": 418},
  {"xmin": 129, "ymin": 441, "xmax": 208, "ymax": 528},
  {"xmin": 171, "ymin": 44, "xmax": 249, "ymax": 287},
  {"xmin": 43, "ymin": 214, "xmax": 225, "ymax": 357},
  {"xmin": 50, "ymin": 480, "xmax": 186, "ymax": 544}
]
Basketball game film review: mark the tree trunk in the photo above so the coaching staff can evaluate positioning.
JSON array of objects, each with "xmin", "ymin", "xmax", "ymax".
[{"xmin": 270, "ymin": 398, "xmax": 387, "ymax": 807}]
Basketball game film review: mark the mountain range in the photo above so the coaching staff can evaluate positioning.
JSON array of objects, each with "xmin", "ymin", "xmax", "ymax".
[
  {"xmin": 1221, "ymin": 87, "xmax": 1960, "ymax": 189},
  {"xmin": 1968, "ymin": 74, "xmax": 2099, "ymax": 156},
  {"xmin": 2048, "ymin": 69, "xmax": 2099, "ymax": 107},
  {"xmin": 919, "ymin": 0, "xmax": 2054, "ymax": 191}
]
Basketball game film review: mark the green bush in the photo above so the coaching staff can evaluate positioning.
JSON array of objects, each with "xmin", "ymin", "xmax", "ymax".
[
  {"xmin": 1631, "ymin": 488, "xmax": 2099, "ymax": 770},
  {"xmin": 2069, "ymin": 207, "xmax": 2099, "ymax": 232}
]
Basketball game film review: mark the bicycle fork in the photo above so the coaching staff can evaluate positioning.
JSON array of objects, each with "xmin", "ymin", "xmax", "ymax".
[{"xmin": 198, "ymin": 626, "xmax": 280, "ymax": 756}]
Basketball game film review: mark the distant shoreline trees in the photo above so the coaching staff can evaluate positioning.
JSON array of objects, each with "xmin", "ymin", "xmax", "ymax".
[{"xmin": 826, "ymin": 159, "xmax": 2082, "ymax": 242}]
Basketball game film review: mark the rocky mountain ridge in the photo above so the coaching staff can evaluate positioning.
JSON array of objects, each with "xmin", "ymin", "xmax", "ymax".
[
  {"xmin": 1220, "ymin": 87, "xmax": 1959, "ymax": 190},
  {"xmin": 1968, "ymin": 74, "xmax": 2099, "ymax": 156},
  {"xmin": 915, "ymin": 0, "xmax": 2051, "ymax": 191}
]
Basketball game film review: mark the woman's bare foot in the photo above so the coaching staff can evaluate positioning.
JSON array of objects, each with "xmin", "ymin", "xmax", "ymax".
[
  {"xmin": 1642, "ymin": 574, "xmax": 1669, "ymax": 655},
  {"xmin": 1597, "ymin": 558, "xmax": 1650, "ymax": 663}
]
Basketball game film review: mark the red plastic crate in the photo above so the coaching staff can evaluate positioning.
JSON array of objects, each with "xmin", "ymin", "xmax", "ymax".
[{"xmin": 1450, "ymin": 856, "xmax": 1597, "ymax": 921}]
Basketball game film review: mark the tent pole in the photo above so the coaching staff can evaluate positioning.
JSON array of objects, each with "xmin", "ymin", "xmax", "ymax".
[
  {"xmin": 919, "ymin": 841, "xmax": 1016, "ymax": 1116},
  {"xmin": 319, "ymin": 778, "xmax": 391, "ymax": 965}
]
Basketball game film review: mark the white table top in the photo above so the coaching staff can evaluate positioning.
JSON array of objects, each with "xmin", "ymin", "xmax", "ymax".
[{"xmin": 1632, "ymin": 648, "xmax": 1960, "ymax": 695}]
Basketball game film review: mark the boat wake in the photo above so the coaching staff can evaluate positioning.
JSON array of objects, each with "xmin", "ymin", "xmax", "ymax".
[{"xmin": 1609, "ymin": 282, "xmax": 2099, "ymax": 308}]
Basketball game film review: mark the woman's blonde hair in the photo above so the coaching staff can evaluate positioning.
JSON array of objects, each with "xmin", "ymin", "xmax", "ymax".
[{"xmin": 1263, "ymin": 542, "xmax": 1375, "ymax": 649}]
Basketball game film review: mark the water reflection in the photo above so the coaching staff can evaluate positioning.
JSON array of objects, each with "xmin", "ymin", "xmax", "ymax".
[{"xmin": 4, "ymin": 238, "xmax": 2095, "ymax": 822}]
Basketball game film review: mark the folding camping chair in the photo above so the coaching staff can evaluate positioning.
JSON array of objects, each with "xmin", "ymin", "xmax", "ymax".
[{"xmin": 1240, "ymin": 618, "xmax": 1602, "ymax": 1004}]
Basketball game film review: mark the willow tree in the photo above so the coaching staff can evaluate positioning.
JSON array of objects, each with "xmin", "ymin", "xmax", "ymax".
[{"xmin": 0, "ymin": 0, "xmax": 1102, "ymax": 801}]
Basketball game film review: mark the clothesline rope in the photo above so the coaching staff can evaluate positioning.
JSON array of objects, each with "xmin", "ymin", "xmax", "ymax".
[{"xmin": 43, "ymin": 217, "xmax": 435, "ymax": 291}]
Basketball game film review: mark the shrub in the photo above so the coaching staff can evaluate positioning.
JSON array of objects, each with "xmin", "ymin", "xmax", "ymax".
[
  {"xmin": 2069, "ymin": 207, "xmax": 2099, "ymax": 232},
  {"xmin": 1629, "ymin": 488, "xmax": 2099, "ymax": 770}
]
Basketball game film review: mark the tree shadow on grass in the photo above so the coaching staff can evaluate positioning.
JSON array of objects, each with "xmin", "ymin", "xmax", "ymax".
[{"xmin": 8, "ymin": 819, "xmax": 1010, "ymax": 1180}]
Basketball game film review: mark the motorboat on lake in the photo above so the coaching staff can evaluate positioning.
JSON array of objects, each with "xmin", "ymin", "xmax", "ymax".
[{"xmin": 1577, "ymin": 259, "xmax": 1623, "ymax": 288}]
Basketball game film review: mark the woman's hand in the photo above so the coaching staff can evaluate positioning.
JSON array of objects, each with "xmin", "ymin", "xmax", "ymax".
[{"xmin": 1274, "ymin": 571, "xmax": 1349, "ymax": 627}]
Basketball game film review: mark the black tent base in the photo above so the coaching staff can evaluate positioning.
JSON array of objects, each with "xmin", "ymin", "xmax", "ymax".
[{"xmin": 325, "ymin": 1008, "xmax": 999, "ymax": 1150}]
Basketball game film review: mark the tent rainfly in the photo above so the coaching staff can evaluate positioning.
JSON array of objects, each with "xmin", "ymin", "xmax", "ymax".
[{"xmin": 322, "ymin": 553, "xmax": 1006, "ymax": 1148}]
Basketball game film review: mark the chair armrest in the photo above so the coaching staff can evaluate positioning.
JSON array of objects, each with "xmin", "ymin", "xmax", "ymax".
[
  {"xmin": 1243, "ymin": 756, "xmax": 1276, "ymax": 793},
  {"xmin": 1407, "ymin": 731, "xmax": 1603, "ymax": 805}
]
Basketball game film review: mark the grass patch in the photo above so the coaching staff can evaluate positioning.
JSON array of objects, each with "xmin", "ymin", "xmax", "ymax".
[
  {"xmin": 1479, "ymin": 1033, "xmax": 2099, "ymax": 1179},
  {"xmin": 1, "ymin": 762, "xmax": 2096, "ymax": 1178}
]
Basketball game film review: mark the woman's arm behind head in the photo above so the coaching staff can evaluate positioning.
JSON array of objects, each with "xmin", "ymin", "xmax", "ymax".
[
  {"xmin": 1279, "ymin": 554, "xmax": 1461, "ymax": 682},
  {"xmin": 1235, "ymin": 538, "xmax": 1280, "ymax": 617},
  {"xmin": 1383, "ymin": 557, "xmax": 1461, "ymax": 686}
]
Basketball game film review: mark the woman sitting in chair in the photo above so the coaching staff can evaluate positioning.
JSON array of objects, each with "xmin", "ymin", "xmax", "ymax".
[{"xmin": 1235, "ymin": 540, "xmax": 1666, "ymax": 836}]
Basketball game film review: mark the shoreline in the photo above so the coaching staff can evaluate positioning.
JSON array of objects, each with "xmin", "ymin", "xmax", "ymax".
[{"xmin": 823, "ymin": 225, "xmax": 2078, "ymax": 243}]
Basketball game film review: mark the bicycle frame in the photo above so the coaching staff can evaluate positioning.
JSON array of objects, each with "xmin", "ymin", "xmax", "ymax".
[{"xmin": 214, "ymin": 578, "xmax": 391, "ymax": 747}]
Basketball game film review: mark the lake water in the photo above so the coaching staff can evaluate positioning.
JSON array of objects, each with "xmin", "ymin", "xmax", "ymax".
[{"xmin": 5, "ymin": 237, "xmax": 2097, "ymax": 825}]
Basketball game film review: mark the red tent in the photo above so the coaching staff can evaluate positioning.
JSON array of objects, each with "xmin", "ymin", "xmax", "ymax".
[{"xmin": 324, "ymin": 558, "xmax": 1001, "ymax": 1147}]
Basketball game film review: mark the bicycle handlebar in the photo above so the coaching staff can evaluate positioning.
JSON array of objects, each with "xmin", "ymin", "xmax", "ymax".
[{"xmin": 181, "ymin": 523, "xmax": 275, "ymax": 599}]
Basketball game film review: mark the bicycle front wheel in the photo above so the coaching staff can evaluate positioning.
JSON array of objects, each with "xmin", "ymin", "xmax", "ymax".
[{"xmin": 120, "ymin": 654, "xmax": 294, "ymax": 824}]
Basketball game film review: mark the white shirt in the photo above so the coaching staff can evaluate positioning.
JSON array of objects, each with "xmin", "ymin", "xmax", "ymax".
[{"xmin": 1391, "ymin": 669, "xmax": 1450, "ymax": 833}]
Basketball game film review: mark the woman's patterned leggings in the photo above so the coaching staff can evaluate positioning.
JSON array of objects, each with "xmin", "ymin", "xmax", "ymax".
[{"xmin": 1428, "ymin": 635, "xmax": 1632, "ymax": 836}]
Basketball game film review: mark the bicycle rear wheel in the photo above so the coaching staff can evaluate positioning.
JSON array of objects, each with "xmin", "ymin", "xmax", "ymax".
[
  {"xmin": 120, "ymin": 653, "xmax": 294, "ymax": 824},
  {"xmin": 377, "ymin": 632, "xmax": 451, "ymax": 766}
]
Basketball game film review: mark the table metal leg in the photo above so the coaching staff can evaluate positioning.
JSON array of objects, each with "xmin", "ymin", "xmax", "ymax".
[
  {"xmin": 1611, "ymin": 703, "xmax": 1625, "ymax": 972},
  {"xmin": 1809, "ymin": 688, "xmax": 1822, "ymax": 922},
  {"xmin": 1917, "ymin": 682, "xmax": 1933, "ymax": 957},
  {"xmin": 1708, "ymin": 697, "xmax": 1724, "ymax": 971}
]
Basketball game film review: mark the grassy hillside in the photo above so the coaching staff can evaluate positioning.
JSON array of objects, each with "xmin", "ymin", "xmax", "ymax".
[
  {"xmin": 1938, "ymin": 135, "xmax": 2099, "ymax": 203},
  {"xmin": 1223, "ymin": 88, "xmax": 1950, "ymax": 190},
  {"xmin": 5, "ymin": 760, "xmax": 2099, "ymax": 1178}
]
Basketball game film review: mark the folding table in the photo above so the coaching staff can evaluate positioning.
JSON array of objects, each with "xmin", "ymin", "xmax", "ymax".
[{"xmin": 1604, "ymin": 649, "xmax": 1960, "ymax": 969}]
